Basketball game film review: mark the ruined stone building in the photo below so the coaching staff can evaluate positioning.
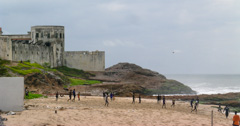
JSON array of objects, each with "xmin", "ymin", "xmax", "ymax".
[{"xmin": 0, "ymin": 26, "xmax": 105, "ymax": 71}]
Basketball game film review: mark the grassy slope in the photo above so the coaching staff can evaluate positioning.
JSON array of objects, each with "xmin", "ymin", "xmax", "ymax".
[
  {"xmin": 69, "ymin": 78, "xmax": 101, "ymax": 86},
  {"xmin": 55, "ymin": 66, "xmax": 95, "ymax": 79},
  {"xmin": 1, "ymin": 59, "xmax": 101, "ymax": 87}
]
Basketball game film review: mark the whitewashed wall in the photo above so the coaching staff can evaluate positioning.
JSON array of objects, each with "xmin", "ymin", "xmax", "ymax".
[{"xmin": 0, "ymin": 77, "xmax": 24, "ymax": 111}]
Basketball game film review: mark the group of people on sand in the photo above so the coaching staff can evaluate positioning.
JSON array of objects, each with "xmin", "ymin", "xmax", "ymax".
[
  {"xmin": 55, "ymin": 89, "xmax": 80, "ymax": 102},
  {"xmin": 131, "ymin": 93, "xmax": 176, "ymax": 109},
  {"xmin": 103, "ymin": 92, "xmax": 115, "ymax": 107},
  {"xmin": 218, "ymin": 104, "xmax": 230, "ymax": 118},
  {"xmin": 216, "ymin": 103, "xmax": 240, "ymax": 126},
  {"xmin": 190, "ymin": 97, "xmax": 199, "ymax": 113}
]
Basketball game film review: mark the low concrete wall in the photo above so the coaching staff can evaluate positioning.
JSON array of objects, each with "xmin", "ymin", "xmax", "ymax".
[{"xmin": 0, "ymin": 77, "xmax": 24, "ymax": 111}]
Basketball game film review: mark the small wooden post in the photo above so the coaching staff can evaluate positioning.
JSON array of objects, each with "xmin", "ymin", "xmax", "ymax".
[{"xmin": 211, "ymin": 110, "xmax": 213, "ymax": 126}]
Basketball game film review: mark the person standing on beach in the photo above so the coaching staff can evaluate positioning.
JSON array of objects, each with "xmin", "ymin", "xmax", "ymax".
[
  {"xmin": 223, "ymin": 105, "xmax": 230, "ymax": 118},
  {"xmin": 56, "ymin": 91, "xmax": 59, "ymax": 101},
  {"xmin": 110, "ymin": 92, "xmax": 113, "ymax": 101},
  {"xmin": 190, "ymin": 98, "xmax": 194, "ymax": 108},
  {"xmin": 162, "ymin": 96, "xmax": 166, "ymax": 108},
  {"xmin": 157, "ymin": 94, "xmax": 160, "ymax": 104},
  {"xmin": 103, "ymin": 92, "xmax": 105, "ymax": 100},
  {"xmin": 191, "ymin": 102, "xmax": 198, "ymax": 113},
  {"xmin": 68, "ymin": 90, "xmax": 72, "ymax": 101},
  {"xmin": 77, "ymin": 92, "xmax": 80, "ymax": 101},
  {"xmin": 196, "ymin": 97, "xmax": 199, "ymax": 106},
  {"xmin": 218, "ymin": 104, "xmax": 222, "ymax": 113},
  {"xmin": 25, "ymin": 87, "xmax": 29, "ymax": 96},
  {"xmin": 72, "ymin": 89, "xmax": 76, "ymax": 101},
  {"xmin": 139, "ymin": 94, "xmax": 141, "ymax": 104},
  {"xmin": 105, "ymin": 93, "xmax": 109, "ymax": 107},
  {"xmin": 171, "ymin": 97, "xmax": 175, "ymax": 107},
  {"xmin": 132, "ymin": 92, "xmax": 135, "ymax": 104},
  {"xmin": 233, "ymin": 111, "xmax": 240, "ymax": 126}
]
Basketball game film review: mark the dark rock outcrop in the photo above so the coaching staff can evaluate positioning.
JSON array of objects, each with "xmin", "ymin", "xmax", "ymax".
[{"xmin": 88, "ymin": 63, "xmax": 196, "ymax": 96}]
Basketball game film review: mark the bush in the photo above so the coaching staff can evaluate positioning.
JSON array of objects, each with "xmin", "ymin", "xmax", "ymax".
[{"xmin": 25, "ymin": 92, "xmax": 43, "ymax": 99}]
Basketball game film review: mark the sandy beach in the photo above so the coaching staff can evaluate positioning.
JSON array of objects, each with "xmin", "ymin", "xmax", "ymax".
[{"xmin": 2, "ymin": 96, "xmax": 233, "ymax": 126}]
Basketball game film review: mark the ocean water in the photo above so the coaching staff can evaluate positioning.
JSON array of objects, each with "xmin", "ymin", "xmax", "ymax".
[{"xmin": 165, "ymin": 74, "xmax": 240, "ymax": 95}]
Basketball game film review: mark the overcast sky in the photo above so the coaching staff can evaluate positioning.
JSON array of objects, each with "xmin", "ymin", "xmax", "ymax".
[{"xmin": 0, "ymin": 0, "xmax": 240, "ymax": 74}]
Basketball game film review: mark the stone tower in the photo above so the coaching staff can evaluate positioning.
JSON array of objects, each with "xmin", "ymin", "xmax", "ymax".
[{"xmin": 30, "ymin": 26, "xmax": 65, "ymax": 67}]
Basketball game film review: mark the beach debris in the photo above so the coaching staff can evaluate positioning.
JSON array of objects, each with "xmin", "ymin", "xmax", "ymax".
[
  {"xmin": 0, "ymin": 115, "xmax": 7, "ymax": 126},
  {"xmin": 55, "ymin": 106, "xmax": 65, "ymax": 110},
  {"xmin": 6, "ymin": 111, "xmax": 16, "ymax": 115},
  {"xmin": 66, "ymin": 107, "xmax": 76, "ymax": 109}
]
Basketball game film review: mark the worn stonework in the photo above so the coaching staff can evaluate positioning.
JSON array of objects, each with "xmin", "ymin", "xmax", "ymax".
[
  {"xmin": 0, "ymin": 26, "xmax": 105, "ymax": 71},
  {"xmin": 64, "ymin": 51, "xmax": 105, "ymax": 71}
]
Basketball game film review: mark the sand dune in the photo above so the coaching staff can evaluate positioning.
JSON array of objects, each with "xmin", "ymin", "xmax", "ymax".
[{"xmin": 2, "ymin": 96, "xmax": 232, "ymax": 126}]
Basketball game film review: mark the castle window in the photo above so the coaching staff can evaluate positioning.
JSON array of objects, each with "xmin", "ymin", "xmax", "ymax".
[
  {"xmin": 47, "ymin": 33, "xmax": 50, "ymax": 38},
  {"xmin": 60, "ymin": 33, "xmax": 62, "ymax": 38},
  {"xmin": 55, "ymin": 33, "xmax": 58, "ymax": 38},
  {"xmin": 36, "ymin": 33, "xmax": 39, "ymax": 39},
  {"xmin": 63, "ymin": 33, "xmax": 64, "ymax": 38},
  {"xmin": 41, "ymin": 32, "xmax": 43, "ymax": 38}
]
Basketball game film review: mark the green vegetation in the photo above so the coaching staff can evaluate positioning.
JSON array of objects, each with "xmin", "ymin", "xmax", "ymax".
[
  {"xmin": 22, "ymin": 61, "xmax": 44, "ymax": 69},
  {"xmin": 0, "ymin": 59, "xmax": 10, "ymax": 76},
  {"xmin": 5, "ymin": 61, "xmax": 44, "ymax": 75},
  {"xmin": 24, "ymin": 92, "xmax": 43, "ymax": 99},
  {"xmin": 69, "ymin": 78, "xmax": 101, "ymax": 86},
  {"xmin": 56, "ymin": 66, "xmax": 95, "ymax": 79},
  {"xmin": 6, "ymin": 66, "xmax": 41, "ymax": 75}
]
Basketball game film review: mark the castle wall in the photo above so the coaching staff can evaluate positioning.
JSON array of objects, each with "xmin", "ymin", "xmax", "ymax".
[
  {"xmin": 0, "ymin": 36, "xmax": 12, "ymax": 60},
  {"xmin": 12, "ymin": 41, "xmax": 51, "ymax": 65},
  {"xmin": 64, "ymin": 51, "xmax": 105, "ymax": 71}
]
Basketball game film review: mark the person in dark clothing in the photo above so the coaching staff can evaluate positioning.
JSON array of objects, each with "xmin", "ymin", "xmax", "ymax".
[
  {"xmin": 139, "ymin": 94, "xmax": 141, "ymax": 104},
  {"xmin": 68, "ymin": 90, "xmax": 72, "ymax": 101},
  {"xmin": 171, "ymin": 97, "xmax": 175, "ymax": 107},
  {"xmin": 72, "ymin": 89, "xmax": 76, "ymax": 101},
  {"xmin": 25, "ymin": 87, "xmax": 29, "ymax": 96},
  {"xmin": 196, "ymin": 97, "xmax": 199, "ymax": 107},
  {"xmin": 157, "ymin": 94, "xmax": 160, "ymax": 104},
  {"xmin": 110, "ymin": 92, "xmax": 113, "ymax": 101},
  {"xmin": 56, "ymin": 91, "xmax": 59, "ymax": 101},
  {"xmin": 223, "ymin": 105, "xmax": 230, "ymax": 118},
  {"xmin": 162, "ymin": 96, "xmax": 166, "ymax": 108},
  {"xmin": 190, "ymin": 98, "xmax": 194, "ymax": 108},
  {"xmin": 103, "ymin": 92, "xmax": 105, "ymax": 100},
  {"xmin": 132, "ymin": 92, "xmax": 135, "ymax": 104},
  {"xmin": 105, "ymin": 93, "xmax": 109, "ymax": 107}
]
